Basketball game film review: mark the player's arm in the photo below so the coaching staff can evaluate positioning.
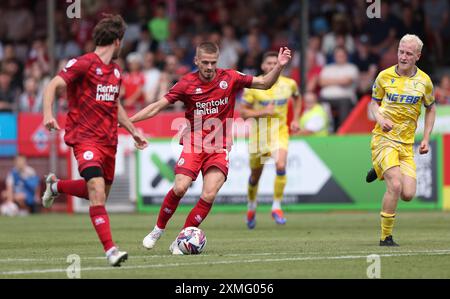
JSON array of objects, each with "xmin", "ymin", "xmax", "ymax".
[
  {"xmin": 250, "ymin": 47, "xmax": 292, "ymax": 90},
  {"xmin": 118, "ymin": 102, "xmax": 148, "ymax": 150},
  {"xmin": 129, "ymin": 97, "xmax": 171, "ymax": 123},
  {"xmin": 369, "ymin": 99, "xmax": 393, "ymax": 132},
  {"xmin": 239, "ymin": 102, "xmax": 275, "ymax": 120},
  {"xmin": 290, "ymin": 94, "xmax": 302, "ymax": 132},
  {"xmin": 42, "ymin": 76, "xmax": 67, "ymax": 131},
  {"xmin": 420, "ymin": 103, "xmax": 436, "ymax": 155}
]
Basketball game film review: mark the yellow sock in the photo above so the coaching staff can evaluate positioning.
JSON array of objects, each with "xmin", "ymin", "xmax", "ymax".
[
  {"xmin": 380, "ymin": 212, "xmax": 396, "ymax": 241},
  {"xmin": 248, "ymin": 180, "xmax": 258, "ymax": 210},
  {"xmin": 274, "ymin": 173, "xmax": 286, "ymax": 202}
]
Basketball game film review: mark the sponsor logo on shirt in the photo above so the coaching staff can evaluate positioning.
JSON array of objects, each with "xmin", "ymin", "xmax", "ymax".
[
  {"xmin": 96, "ymin": 67, "xmax": 103, "ymax": 76},
  {"xmin": 194, "ymin": 97, "xmax": 229, "ymax": 115},
  {"xmin": 96, "ymin": 84, "xmax": 119, "ymax": 102},
  {"xmin": 114, "ymin": 68, "xmax": 120, "ymax": 79},
  {"xmin": 195, "ymin": 88, "xmax": 202, "ymax": 94}
]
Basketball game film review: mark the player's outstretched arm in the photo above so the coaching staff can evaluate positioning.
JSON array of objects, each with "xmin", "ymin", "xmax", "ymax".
[
  {"xmin": 419, "ymin": 103, "xmax": 436, "ymax": 154},
  {"xmin": 118, "ymin": 102, "xmax": 148, "ymax": 150},
  {"xmin": 129, "ymin": 97, "xmax": 171, "ymax": 123},
  {"xmin": 239, "ymin": 102, "xmax": 276, "ymax": 120},
  {"xmin": 43, "ymin": 76, "xmax": 66, "ymax": 131},
  {"xmin": 250, "ymin": 47, "xmax": 292, "ymax": 90}
]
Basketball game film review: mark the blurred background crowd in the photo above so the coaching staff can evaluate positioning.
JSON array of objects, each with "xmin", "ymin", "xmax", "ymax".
[{"xmin": 0, "ymin": 0, "xmax": 450, "ymax": 124}]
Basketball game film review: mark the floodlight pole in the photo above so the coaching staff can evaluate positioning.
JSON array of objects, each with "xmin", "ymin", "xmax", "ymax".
[
  {"xmin": 300, "ymin": 0, "xmax": 309, "ymax": 97},
  {"xmin": 47, "ymin": 0, "xmax": 57, "ymax": 174}
]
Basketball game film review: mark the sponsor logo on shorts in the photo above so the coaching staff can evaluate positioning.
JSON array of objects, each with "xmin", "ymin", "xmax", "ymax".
[
  {"xmin": 177, "ymin": 158, "xmax": 185, "ymax": 166},
  {"xmin": 83, "ymin": 151, "xmax": 94, "ymax": 160}
]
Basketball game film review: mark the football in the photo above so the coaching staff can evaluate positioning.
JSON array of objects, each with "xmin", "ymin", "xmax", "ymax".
[{"xmin": 176, "ymin": 226, "xmax": 207, "ymax": 254}]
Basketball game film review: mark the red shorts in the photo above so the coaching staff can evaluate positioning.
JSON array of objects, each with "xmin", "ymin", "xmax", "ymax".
[
  {"xmin": 72, "ymin": 143, "xmax": 117, "ymax": 185},
  {"xmin": 174, "ymin": 148, "xmax": 229, "ymax": 181}
]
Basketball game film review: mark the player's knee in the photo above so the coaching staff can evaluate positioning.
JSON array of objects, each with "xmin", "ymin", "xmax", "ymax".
[
  {"xmin": 388, "ymin": 180, "xmax": 402, "ymax": 195},
  {"xmin": 201, "ymin": 190, "xmax": 217, "ymax": 202},
  {"xmin": 401, "ymin": 191, "xmax": 415, "ymax": 202},
  {"xmin": 173, "ymin": 183, "xmax": 189, "ymax": 197}
]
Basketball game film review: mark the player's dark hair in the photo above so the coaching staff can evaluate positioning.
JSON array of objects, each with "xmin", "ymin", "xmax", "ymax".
[
  {"xmin": 263, "ymin": 51, "xmax": 278, "ymax": 61},
  {"xmin": 93, "ymin": 14, "xmax": 127, "ymax": 46},
  {"xmin": 196, "ymin": 42, "xmax": 219, "ymax": 55}
]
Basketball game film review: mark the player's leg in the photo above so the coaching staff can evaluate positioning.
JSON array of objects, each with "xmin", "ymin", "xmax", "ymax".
[
  {"xmin": 400, "ymin": 175, "xmax": 416, "ymax": 202},
  {"xmin": 143, "ymin": 174, "xmax": 193, "ymax": 249},
  {"xmin": 247, "ymin": 153, "xmax": 264, "ymax": 229},
  {"xmin": 379, "ymin": 166, "xmax": 402, "ymax": 246},
  {"xmin": 42, "ymin": 174, "xmax": 89, "ymax": 208},
  {"xmin": 272, "ymin": 148, "xmax": 288, "ymax": 225},
  {"xmin": 399, "ymin": 145, "xmax": 417, "ymax": 202},
  {"xmin": 183, "ymin": 167, "xmax": 226, "ymax": 228}
]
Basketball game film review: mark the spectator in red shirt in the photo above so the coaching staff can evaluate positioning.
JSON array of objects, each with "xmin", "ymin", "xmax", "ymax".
[{"xmin": 121, "ymin": 52, "xmax": 146, "ymax": 113}]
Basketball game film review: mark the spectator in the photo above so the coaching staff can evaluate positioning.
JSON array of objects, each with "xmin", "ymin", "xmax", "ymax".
[
  {"xmin": 238, "ymin": 34, "xmax": 263, "ymax": 76},
  {"xmin": 435, "ymin": 74, "xmax": 450, "ymax": 105},
  {"xmin": 157, "ymin": 54, "xmax": 187, "ymax": 111},
  {"xmin": 319, "ymin": 47, "xmax": 359, "ymax": 131},
  {"xmin": 0, "ymin": 71, "xmax": 16, "ymax": 112},
  {"xmin": 1, "ymin": 155, "xmax": 40, "ymax": 215},
  {"xmin": 295, "ymin": 92, "xmax": 330, "ymax": 136},
  {"xmin": 18, "ymin": 77, "xmax": 42, "ymax": 112},
  {"xmin": 147, "ymin": 2, "xmax": 170, "ymax": 43},
  {"xmin": 321, "ymin": 13, "xmax": 355, "ymax": 61},
  {"xmin": 353, "ymin": 35, "xmax": 379, "ymax": 96},
  {"xmin": 290, "ymin": 49, "xmax": 323, "ymax": 95},
  {"xmin": 121, "ymin": 52, "xmax": 146, "ymax": 113},
  {"xmin": 142, "ymin": 51, "xmax": 161, "ymax": 104},
  {"xmin": 424, "ymin": 0, "xmax": 449, "ymax": 64},
  {"xmin": 217, "ymin": 24, "xmax": 242, "ymax": 69}
]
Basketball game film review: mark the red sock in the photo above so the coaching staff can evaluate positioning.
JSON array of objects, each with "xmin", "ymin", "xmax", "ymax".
[
  {"xmin": 89, "ymin": 205, "xmax": 115, "ymax": 252},
  {"xmin": 57, "ymin": 180, "xmax": 89, "ymax": 200},
  {"xmin": 156, "ymin": 189, "xmax": 182, "ymax": 229},
  {"xmin": 183, "ymin": 198, "xmax": 213, "ymax": 228}
]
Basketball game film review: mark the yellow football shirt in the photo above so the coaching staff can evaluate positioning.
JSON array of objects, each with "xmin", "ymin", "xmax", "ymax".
[
  {"xmin": 371, "ymin": 65, "xmax": 435, "ymax": 144},
  {"xmin": 242, "ymin": 76, "xmax": 299, "ymax": 152}
]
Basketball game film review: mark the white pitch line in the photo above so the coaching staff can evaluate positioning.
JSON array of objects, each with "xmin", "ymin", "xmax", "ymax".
[
  {"xmin": 1, "ymin": 249, "xmax": 450, "ymax": 263},
  {"xmin": 1, "ymin": 250, "xmax": 450, "ymax": 276}
]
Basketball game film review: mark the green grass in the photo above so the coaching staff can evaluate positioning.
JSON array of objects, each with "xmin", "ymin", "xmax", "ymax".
[{"xmin": 0, "ymin": 211, "xmax": 450, "ymax": 278}]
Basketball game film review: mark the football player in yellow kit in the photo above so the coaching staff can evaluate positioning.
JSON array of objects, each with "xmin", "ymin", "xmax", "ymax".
[
  {"xmin": 240, "ymin": 51, "xmax": 301, "ymax": 229},
  {"xmin": 367, "ymin": 34, "xmax": 436, "ymax": 246}
]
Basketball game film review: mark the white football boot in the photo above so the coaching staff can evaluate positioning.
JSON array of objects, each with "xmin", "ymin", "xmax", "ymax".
[
  {"xmin": 142, "ymin": 226, "xmax": 164, "ymax": 249},
  {"xmin": 169, "ymin": 240, "xmax": 184, "ymax": 255},
  {"xmin": 106, "ymin": 247, "xmax": 128, "ymax": 267},
  {"xmin": 42, "ymin": 173, "xmax": 59, "ymax": 208}
]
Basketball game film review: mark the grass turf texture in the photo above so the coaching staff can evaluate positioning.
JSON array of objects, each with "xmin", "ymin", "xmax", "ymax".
[{"xmin": 0, "ymin": 211, "xmax": 449, "ymax": 278}]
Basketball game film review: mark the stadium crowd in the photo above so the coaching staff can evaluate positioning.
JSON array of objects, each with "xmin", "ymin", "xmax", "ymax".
[{"xmin": 1, "ymin": 0, "xmax": 450, "ymax": 128}]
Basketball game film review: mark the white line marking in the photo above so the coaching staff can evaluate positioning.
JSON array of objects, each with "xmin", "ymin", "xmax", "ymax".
[{"xmin": 1, "ymin": 250, "xmax": 450, "ymax": 276}]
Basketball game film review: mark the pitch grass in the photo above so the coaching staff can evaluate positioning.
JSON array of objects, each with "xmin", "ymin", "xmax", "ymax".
[{"xmin": 0, "ymin": 210, "xmax": 450, "ymax": 279}]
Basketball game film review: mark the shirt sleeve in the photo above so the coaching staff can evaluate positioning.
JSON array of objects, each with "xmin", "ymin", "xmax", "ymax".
[
  {"xmin": 371, "ymin": 73, "xmax": 384, "ymax": 102},
  {"xmin": 232, "ymin": 70, "xmax": 253, "ymax": 90},
  {"xmin": 164, "ymin": 81, "xmax": 186, "ymax": 104},
  {"xmin": 423, "ymin": 77, "xmax": 435, "ymax": 107},
  {"xmin": 58, "ymin": 57, "xmax": 91, "ymax": 85}
]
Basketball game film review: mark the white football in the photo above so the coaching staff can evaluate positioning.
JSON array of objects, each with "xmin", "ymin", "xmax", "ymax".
[{"xmin": 176, "ymin": 226, "xmax": 207, "ymax": 255}]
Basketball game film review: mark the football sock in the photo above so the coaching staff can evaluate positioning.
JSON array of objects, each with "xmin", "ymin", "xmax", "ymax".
[
  {"xmin": 273, "ymin": 171, "xmax": 286, "ymax": 207},
  {"xmin": 183, "ymin": 198, "xmax": 213, "ymax": 228},
  {"xmin": 247, "ymin": 177, "xmax": 258, "ymax": 211},
  {"xmin": 89, "ymin": 205, "xmax": 115, "ymax": 252},
  {"xmin": 156, "ymin": 188, "xmax": 182, "ymax": 229},
  {"xmin": 57, "ymin": 179, "xmax": 89, "ymax": 200},
  {"xmin": 380, "ymin": 212, "xmax": 396, "ymax": 241}
]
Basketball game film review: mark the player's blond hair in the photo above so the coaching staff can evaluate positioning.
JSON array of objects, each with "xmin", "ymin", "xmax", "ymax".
[{"xmin": 399, "ymin": 34, "xmax": 423, "ymax": 53}]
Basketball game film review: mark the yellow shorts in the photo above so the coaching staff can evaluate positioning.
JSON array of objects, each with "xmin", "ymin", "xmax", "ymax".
[
  {"xmin": 371, "ymin": 134, "xmax": 416, "ymax": 180},
  {"xmin": 249, "ymin": 125, "xmax": 289, "ymax": 169}
]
